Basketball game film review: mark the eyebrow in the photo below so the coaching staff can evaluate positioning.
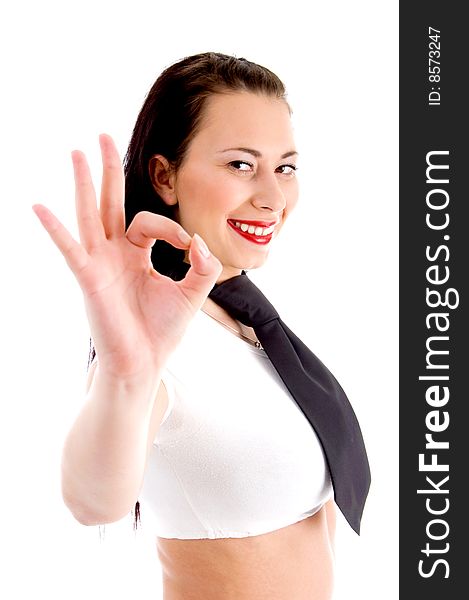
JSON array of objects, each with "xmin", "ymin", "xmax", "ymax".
[{"xmin": 217, "ymin": 147, "xmax": 299, "ymax": 159}]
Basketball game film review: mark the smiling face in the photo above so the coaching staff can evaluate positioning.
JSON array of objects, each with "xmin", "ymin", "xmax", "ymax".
[{"xmin": 158, "ymin": 91, "xmax": 299, "ymax": 282}]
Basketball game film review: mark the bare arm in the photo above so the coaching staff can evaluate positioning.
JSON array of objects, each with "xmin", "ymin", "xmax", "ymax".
[
  {"xmin": 33, "ymin": 135, "xmax": 222, "ymax": 527},
  {"xmin": 60, "ymin": 361, "xmax": 163, "ymax": 525}
]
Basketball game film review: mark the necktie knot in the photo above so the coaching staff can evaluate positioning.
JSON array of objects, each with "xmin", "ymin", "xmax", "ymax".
[{"xmin": 209, "ymin": 272, "xmax": 279, "ymax": 327}]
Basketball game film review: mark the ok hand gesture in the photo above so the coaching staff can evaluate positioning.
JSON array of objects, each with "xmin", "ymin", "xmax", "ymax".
[{"xmin": 32, "ymin": 134, "xmax": 222, "ymax": 379}]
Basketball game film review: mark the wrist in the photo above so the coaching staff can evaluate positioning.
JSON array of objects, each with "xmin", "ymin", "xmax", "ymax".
[
  {"xmin": 91, "ymin": 349, "xmax": 164, "ymax": 381},
  {"xmin": 90, "ymin": 360, "xmax": 163, "ymax": 405}
]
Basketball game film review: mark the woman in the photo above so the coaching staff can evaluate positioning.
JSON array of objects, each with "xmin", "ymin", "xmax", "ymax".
[{"xmin": 33, "ymin": 52, "xmax": 368, "ymax": 599}]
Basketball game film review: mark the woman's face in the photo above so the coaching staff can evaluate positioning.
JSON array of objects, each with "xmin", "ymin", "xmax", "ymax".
[{"xmin": 173, "ymin": 91, "xmax": 299, "ymax": 281}]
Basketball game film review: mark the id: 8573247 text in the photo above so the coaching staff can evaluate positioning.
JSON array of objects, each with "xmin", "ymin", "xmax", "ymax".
[{"xmin": 428, "ymin": 27, "xmax": 441, "ymax": 106}]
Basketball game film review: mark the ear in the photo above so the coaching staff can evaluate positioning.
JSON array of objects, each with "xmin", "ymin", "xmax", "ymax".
[{"xmin": 149, "ymin": 155, "xmax": 178, "ymax": 206}]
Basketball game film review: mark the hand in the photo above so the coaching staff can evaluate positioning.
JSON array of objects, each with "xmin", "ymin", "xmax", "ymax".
[{"xmin": 32, "ymin": 134, "xmax": 222, "ymax": 378}]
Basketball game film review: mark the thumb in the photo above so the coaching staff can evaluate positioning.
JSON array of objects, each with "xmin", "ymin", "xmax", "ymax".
[{"xmin": 177, "ymin": 233, "xmax": 223, "ymax": 310}]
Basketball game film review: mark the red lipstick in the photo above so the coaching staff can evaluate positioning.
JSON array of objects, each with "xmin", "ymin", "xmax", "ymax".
[
  {"xmin": 227, "ymin": 219, "xmax": 277, "ymax": 245},
  {"xmin": 228, "ymin": 219, "xmax": 278, "ymax": 227}
]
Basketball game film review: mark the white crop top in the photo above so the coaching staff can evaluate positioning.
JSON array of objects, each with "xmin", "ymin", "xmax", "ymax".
[{"xmin": 139, "ymin": 309, "xmax": 333, "ymax": 539}]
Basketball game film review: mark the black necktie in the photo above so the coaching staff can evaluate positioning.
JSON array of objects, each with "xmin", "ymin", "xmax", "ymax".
[{"xmin": 168, "ymin": 262, "xmax": 371, "ymax": 535}]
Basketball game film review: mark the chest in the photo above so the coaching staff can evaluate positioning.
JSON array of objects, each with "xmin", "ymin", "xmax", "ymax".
[{"xmin": 140, "ymin": 310, "xmax": 332, "ymax": 539}]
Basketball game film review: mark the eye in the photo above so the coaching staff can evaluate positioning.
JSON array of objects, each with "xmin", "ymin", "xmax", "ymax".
[
  {"xmin": 228, "ymin": 160, "xmax": 253, "ymax": 172},
  {"xmin": 277, "ymin": 164, "xmax": 298, "ymax": 175}
]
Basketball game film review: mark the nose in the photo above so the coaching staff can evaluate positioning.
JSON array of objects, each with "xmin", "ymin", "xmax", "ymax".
[{"xmin": 250, "ymin": 171, "xmax": 287, "ymax": 214}]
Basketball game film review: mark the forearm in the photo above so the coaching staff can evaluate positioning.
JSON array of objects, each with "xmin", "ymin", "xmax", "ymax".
[{"xmin": 61, "ymin": 363, "xmax": 161, "ymax": 525}]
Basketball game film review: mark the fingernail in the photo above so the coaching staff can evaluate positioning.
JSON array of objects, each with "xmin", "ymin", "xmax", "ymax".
[
  {"xmin": 178, "ymin": 229, "xmax": 192, "ymax": 244},
  {"xmin": 194, "ymin": 233, "xmax": 210, "ymax": 258}
]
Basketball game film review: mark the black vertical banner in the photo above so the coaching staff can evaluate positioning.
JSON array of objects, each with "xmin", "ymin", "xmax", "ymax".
[{"xmin": 400, "ymin": 2, "xmax": 467, "ymax": 597}]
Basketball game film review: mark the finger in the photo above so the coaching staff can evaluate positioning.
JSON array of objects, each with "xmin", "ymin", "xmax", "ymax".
[
  {"xmin": 32, "ymin": 204, "xmax": 90, "ymax": 276},
  {"xmin": 99, "ymin": 133, "xmax": 125, "ymax": 239},
  {"xmin": 176, "ymin": 234, "xmax": 223, "ymax": 310},
  {"xmin": 125, "ymin": 212, "xmax": 222, "ymax": 309},
  {"xmin": 125, "ymin": 211, "xmax": 193, "ymax": 250},
  {"xmin": 72, "ymin": 149, "xmax": 107, "ymax": 250}
]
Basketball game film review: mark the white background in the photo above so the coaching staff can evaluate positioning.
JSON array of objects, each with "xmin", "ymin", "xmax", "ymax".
[{"xmin": 2, "ymin": 1, "xmax": 398, "ymax": 598}]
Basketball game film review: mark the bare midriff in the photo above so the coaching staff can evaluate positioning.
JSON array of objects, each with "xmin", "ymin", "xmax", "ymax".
[{"xmin": 155, "ymin": 506, "xmax": 335, "ymax": 600}]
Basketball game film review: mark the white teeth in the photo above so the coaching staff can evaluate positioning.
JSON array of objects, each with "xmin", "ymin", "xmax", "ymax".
[{"xmin": 231, "ymin": 221, "xmax": 276, "ymax": 237}]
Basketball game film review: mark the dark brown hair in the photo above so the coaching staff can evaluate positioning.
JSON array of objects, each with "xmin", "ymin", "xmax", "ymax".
[
  {"xmin": 124, "ymin": 51, "xmax": 288, "ymax": 278},
  {"xmin": 87, "ymin": 51, "xmax": 288, "ymax": 531}
]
